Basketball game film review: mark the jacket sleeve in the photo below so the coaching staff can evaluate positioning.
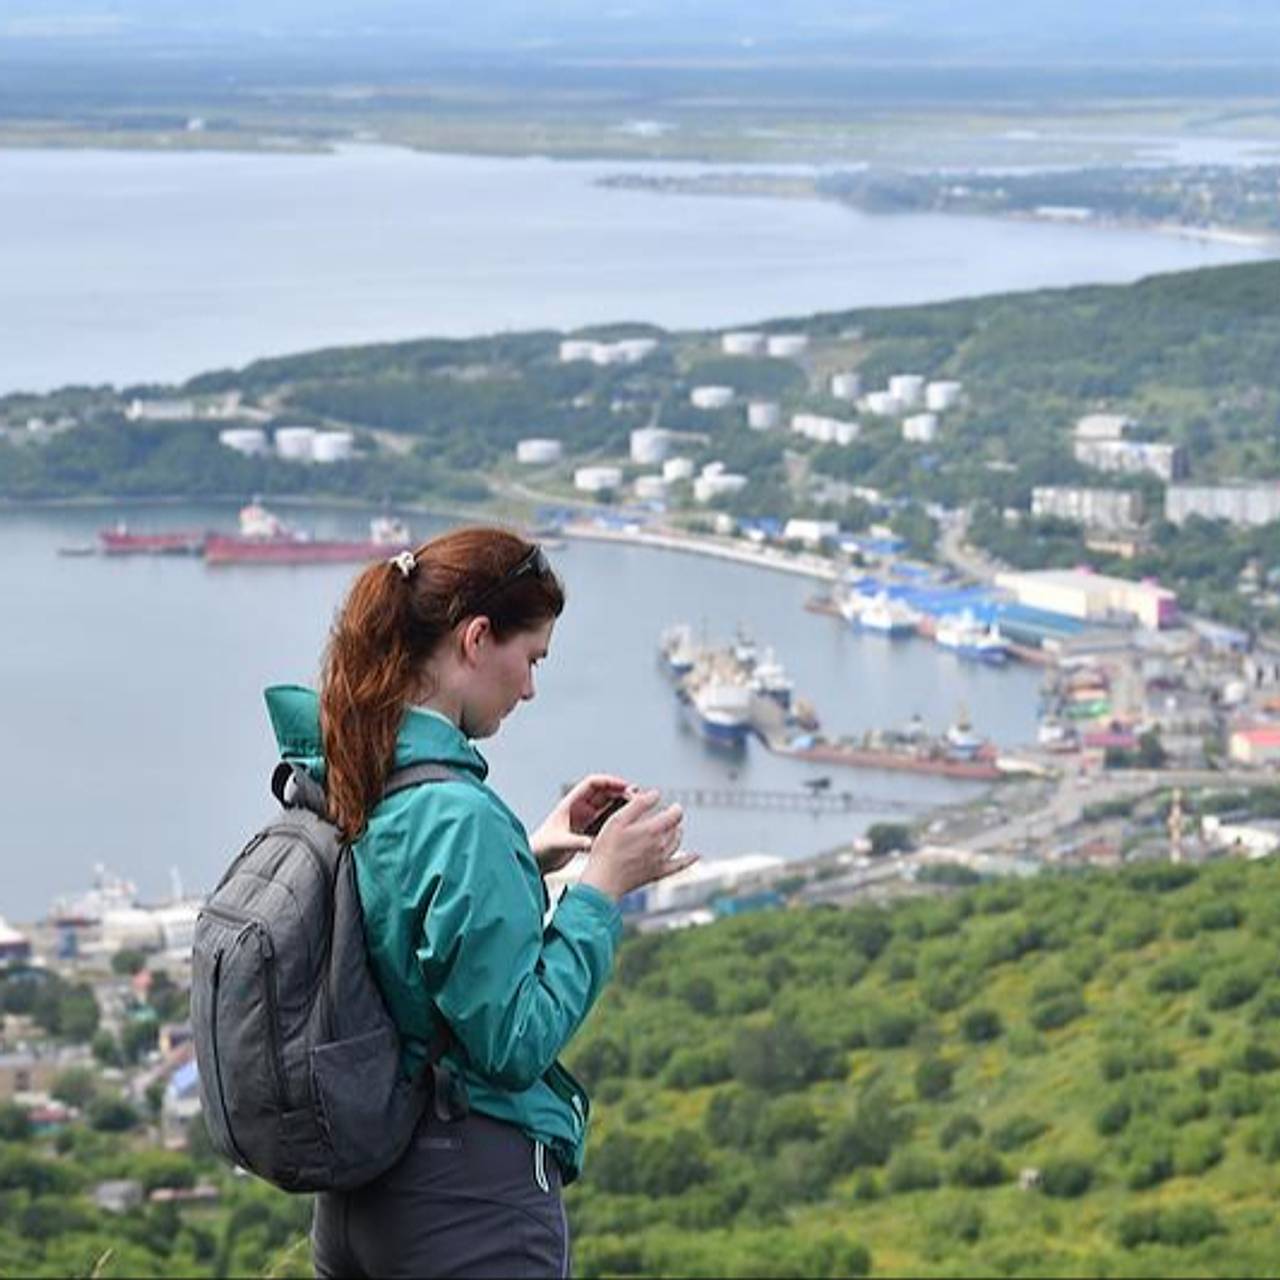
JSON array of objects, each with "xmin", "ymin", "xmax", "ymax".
[{"xmin": 414, "ymin": 804, "xmax": 623, "ymax": 1091}]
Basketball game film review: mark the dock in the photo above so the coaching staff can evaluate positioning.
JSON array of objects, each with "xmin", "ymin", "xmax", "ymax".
[{"xmin": 629, "ymin": 786, "xmax": 923, "ymax": 815}]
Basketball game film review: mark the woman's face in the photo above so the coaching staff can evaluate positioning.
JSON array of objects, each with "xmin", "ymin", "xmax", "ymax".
[{"xmin": 461, "ymin": 617, "xmax": 555, "ymax": 739}]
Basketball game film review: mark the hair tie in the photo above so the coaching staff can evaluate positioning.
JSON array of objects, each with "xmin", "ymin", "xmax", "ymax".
[{"xmin": 389, "ymin": 550, "xmax": 417, "ymax": 579}]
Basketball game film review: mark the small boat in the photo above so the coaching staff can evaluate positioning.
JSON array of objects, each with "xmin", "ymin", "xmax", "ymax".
[
  {"xmin": 56, "ymin": 544, "xmax": 98, "ymax": 557},
  {"xmin": 658, "ymin": 624, "xmax": 700, "ymax": 677},
  {"xmin": 855, "ymin": 592, "xmax": 920, "ymax": 637},
  {"xmin": 935, "ymin": 610, "xmax": 1008, "ymax": 664}
]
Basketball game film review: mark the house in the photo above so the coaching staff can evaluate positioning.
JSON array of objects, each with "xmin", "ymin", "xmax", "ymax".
[
  {"xmin": 1200, "ymin": 815, "xmax": 1280, "ymax": 859},
  {"xmin": 94, "ymin": 1180, "xmax": 144, "ymax": 1215},
  {"xmin": 1228, "ymin": 726, "xmax": 1280, "ymax": 767}
]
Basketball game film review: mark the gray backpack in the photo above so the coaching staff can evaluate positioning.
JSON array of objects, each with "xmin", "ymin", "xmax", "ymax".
[{"xmin": 191, "ymin": 761, "xmax": 459, "ymax": 1193}]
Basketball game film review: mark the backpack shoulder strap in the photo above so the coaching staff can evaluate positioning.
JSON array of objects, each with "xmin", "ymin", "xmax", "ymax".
[
  {"xmin": 269, "ymin": 761, "xmax": 460, "ymax": 813},
  {"xmin": 383, "ymin": 763, "xmax": 460, "ymax": 797}
]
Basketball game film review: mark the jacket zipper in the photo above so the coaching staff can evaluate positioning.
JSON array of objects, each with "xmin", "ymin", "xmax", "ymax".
[{"xmin": 534, "ymin": 1141, "xmax": 550, "ymax": 1193}]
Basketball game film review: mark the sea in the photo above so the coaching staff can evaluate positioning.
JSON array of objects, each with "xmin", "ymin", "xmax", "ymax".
[
  {"xmin": 0, "ymin": 503, "xmax": 1044, "ymax": 920},
  {"xmin": 0, "ymin": 144, "xmax": 1271, "ymax": 395}
]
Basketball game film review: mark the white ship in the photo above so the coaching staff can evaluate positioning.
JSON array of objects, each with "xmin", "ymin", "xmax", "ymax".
[
  {"xmin": 749, "ymin": 647, "xmax": 794, "ymax": 709},
  {"xmin": 658, "ymin": 624, "xmax": 701, "ymax": 677},
  {"xmin": 935, "ymin": 611, "xmax": 1008, "ymax": 664},
  {"xmin": 683, "ymin": 677, "xmax": 753, "ymax": 749},
  {"xmin": 855, "ymin": 592, "xmax": 920, "ymax": 637}
]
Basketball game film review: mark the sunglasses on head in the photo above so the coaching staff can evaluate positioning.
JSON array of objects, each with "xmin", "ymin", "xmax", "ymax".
[{"xmin": 457, "ymin": 545, "xmax": 551, "ymax": 621}]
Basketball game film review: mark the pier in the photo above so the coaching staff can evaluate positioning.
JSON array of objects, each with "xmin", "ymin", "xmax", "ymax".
[{"xmin": 605, "ymin": 786, "xmax": 924, "ymax": 815}]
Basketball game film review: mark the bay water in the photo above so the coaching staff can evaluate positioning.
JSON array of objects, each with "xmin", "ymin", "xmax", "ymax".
[{"xmin": 0, "ymin": 503, "xmax": 1042, "ymax": 919}]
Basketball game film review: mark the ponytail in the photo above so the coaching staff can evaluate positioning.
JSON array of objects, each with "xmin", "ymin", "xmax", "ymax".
[{"xmin": 319, "ymin": 526, "xmax": 564, "ymax": 838}]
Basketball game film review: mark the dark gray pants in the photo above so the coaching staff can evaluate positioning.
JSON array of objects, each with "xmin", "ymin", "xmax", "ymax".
[{"xmin": 312, "ymin": 1110, "xmax": 569, "ymax": 1279}]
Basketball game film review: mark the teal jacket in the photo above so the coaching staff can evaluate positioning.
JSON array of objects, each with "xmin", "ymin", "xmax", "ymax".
[{"xmin": 264, "ymin": 684, "xmax": 623, "ymax": 1182}]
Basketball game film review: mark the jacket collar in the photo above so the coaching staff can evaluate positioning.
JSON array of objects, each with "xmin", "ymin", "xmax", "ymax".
[{"xmin": 264, "ymin": 684, "xmax": 489, "ymax": 781}]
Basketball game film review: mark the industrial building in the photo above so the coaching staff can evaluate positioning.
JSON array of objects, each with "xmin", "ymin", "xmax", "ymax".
[
  {"xmin": 559, "ymin": 337, "xmax": 658, "ymax": 365},
  {"xmin": 995, "ymin": 568, "xmax": 1178, "ymax": 630},
  {"xmin": 1074, "ymin": 438, "xmax": 1187, "ymax": 482},
  {"xmin": 1166, "ymin": 484, "xmax": 1280, "ymax": 528},
  {"xmin": 125, "ymin": 398, "xmax": 196, "ymax": 422},
  {"xmin": 791, "ymin": 413, "xmax": 860, "ymax": 445},
  {"xmin": 1228, "ymin": 726, "xmax": 1280, "ymax": 768},
  {"xmin": 574, "ymin": 465, "xmax": 623, "ymax": 494},
  {"xmin": 218, "ymin": 428, "xmax": 268, "ymax": 457},
  {"xmin": 1031, "ymin": 486, "xmax": 1145, "ymax": 531}
]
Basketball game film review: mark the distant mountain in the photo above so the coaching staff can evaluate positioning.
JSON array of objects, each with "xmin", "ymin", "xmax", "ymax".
[{"xmin": 2, "ymin": 0, "xmax": 1280, "ymax": 62}]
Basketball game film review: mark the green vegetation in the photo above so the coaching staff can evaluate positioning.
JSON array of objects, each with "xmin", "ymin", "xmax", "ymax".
[{"xmin": 6, "ymin": 859, "xmax": 1280, "ymax": 1274}]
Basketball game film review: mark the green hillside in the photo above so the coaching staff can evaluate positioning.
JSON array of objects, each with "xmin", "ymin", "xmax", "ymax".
[{"xmin": 560, "ymin": 856, "xmax": 1280, "ymax": 1278}]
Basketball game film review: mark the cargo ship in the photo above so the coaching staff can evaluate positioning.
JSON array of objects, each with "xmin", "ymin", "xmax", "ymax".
[
  {"xmin": 678, "ymin": 675, "xmax": 753, "ymax": 750},
  {"xmin": 99, "ymin": 523, "xmax": 207, "ymax": 556},
  {"xmin": 847, "ymin": 591, "xmax": 920, "ymax": 638},
  {"xmin": 203, "ymin": 504, "xmax": 412, "ymax": 566}
]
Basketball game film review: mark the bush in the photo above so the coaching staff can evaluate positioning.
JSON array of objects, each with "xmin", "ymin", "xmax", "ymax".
[
  {"xmin": 1040, "ymin": 1157, "xmax": 1094, "ymax": 1198},
  {"xmin": 88, "ymin": 1096, "xmax": 140, "ymax": 1132},
  {"xmin": 1205, "ymin": 968, "xmax": 1263, "ymax": 1011},
  {"xmin": 915, "ymin": 1057, "xmax": 955, "ymax": 1102},
  {"xmin": 1125, "ymin": 1134, "xmax": 1175, "ymax": 1190},
  {"xmin": 862, "ymin": 1006, "xmax": 919, "ymax": 1049},
  {"xmin": 1117, "ymin": 1203, "xmax": 1225, "ymax": 1249},
  {"xmin": 1174, "ymin": 1125, "xmax": 1225, "ymax": 1176},
  {"xmin": 939, "ymin": 1113, "xmax": 983, "ymax": 1150},
  {"xmin": 991, "ymin": 1114, "xmax": 1047, "ymax": 1152},
  {"xmin": 948, "ymin": 1141, "xmax": 1008, "ymax": 1188},
  {"xmin": 927, "ymin": 1200, "xmax": 985, "ymax": 1245},
  {"xmin": 886, "ymin": 1149, "xmax": 942, "ymax": 1193},
  {"xmin": 661, "ymin": 1044, "xmax": 732, "ymax": 1088},
  {"xmin": 1234, "ymin": 1042, "xmax": 1280, "ymax": 1075},
  {"xmin": 1030, "ymin": 992, "xmax": 1086, "ymax": 1031},
  {"xmin": 1095, "ymin": 1097, "xmax": 1132, "ymax": 1136},
  {"xmin": 1197, "ymin": 901, "xmax": 1244, "ymax": 931},
  {"xmin": 960, "ymin": 1008, "xmax": 1003, "ymax": 1043},
  {"xmin": 1148, "ymin": 959, "xmax": 1202, "ymax": 994}
]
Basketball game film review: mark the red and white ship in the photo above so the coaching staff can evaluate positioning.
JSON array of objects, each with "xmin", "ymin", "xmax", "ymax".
[
  {"xmin": 99, "ymin": 522, "xmax": 207, "ymax": 556},
  {"xmin": 203, "ymin": 503, "xmax": 413, "ymax": 566}
]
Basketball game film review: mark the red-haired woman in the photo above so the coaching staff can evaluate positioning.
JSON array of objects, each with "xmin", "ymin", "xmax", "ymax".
[{"xmin": 263, "ymin": 526, "xmax": 692, "ymax": 1279}]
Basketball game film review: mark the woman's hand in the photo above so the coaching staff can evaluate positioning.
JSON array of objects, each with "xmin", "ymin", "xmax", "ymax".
[
  {"xmin": 530, "ymin": 773, "xmax": 632, "ymax": 875},
  {"xmin": 578, "ymin": 789, "xmax": 698, "ymax": 902}
]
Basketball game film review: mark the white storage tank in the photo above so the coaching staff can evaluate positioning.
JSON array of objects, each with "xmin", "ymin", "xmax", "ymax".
[
  {"xmin": 925, "ymin": 380, "xmax": 963, "ymax": 411},
  {"xmin": 888, "ymin": 374, "xmax": 925, "ymax": 407},
  {"xmin": 701, "ymin": 461, "xmax": 727, "ymax": 477},
  {"xmin": 218, "ymin": 427, "xmax": 268, "ymax": 457},
  {"xmin": 574, "ymin": 466, "xmax": 624, "ymax": 494},
  {"xmin": 903, "ymin": 414, "xmax": 939, "ymax": 444},
  {"xmin": 747, "ymin": 401, "xmax": 781, "ymax": 431},
  {"xmin": 516, "ymin": 438, "xmax": 564, "ymax": 465},
  {"xmin": 834, "ymin": 421, "xmax": 861, "ymax": 446},
  {"xmin": 630, "ymin": 427, "xmax": 672, "ymax": 465},
  {"xmin": 663, "ymin": 457, "xmax": 695, "ymax": 482},
  {"xmin": 559, "ymin": 339, "xmax": 599, "ymax": 362},
  {"xmin": 691, "ymin": 385, "xmax": 735, "ymax": 410},
  {"xmin": 634, "ymin": 475, "xmax": 668, "ymax": 501},
  {"xmin": 863, "ymin": 391, "xmax": 902, "ymax": 417},
  {"xmin": 614, "ymin": 338, "xmax": 659, "ymax": 363},
  {"xmin": 831, "ymin": 373, "xmax": 862, "ymax": 401},
  {"xmin": 312, "ymin": 431, "xmax": 355, "ymax": 464},
  {"xmin": 722, "ymin": 331, "xmax": 767, "ymax": 356},
  {"xmin": 766, "ymin": 334, "xmax": 809, "ymax": 358},
  {"xmin": 275, "ymin": 426, "xmax": 318, "ymax": 462}
]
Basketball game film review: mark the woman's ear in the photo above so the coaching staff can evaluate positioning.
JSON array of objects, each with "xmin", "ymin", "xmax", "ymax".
[{"xmin": 459, "ymin": 615, "xmax": 491, "ymax": 665}]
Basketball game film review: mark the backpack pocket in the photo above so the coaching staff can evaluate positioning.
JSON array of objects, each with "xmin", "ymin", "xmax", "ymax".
[{"xmin": 311, "ymin": 1026, "xmax": 417, "ymax": 1179}]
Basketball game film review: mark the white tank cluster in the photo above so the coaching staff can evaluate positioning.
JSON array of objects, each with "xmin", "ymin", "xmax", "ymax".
[
  {"xmin": 925, "ymin": 380, "xmax": 964, "ymax": 411},
  {"xmin": 630, "ymin": 427, "xmax": 672, "ymax": 465},
  {"xmin": 574, "ymin": 465, "xmax": 624, "ymax": 494},
  {"xmin": 274, "ymin": 426, "xmax": 318, "ymax": 461},
  {"xmin": 888, "ymin": 374, "xmax": 925, "ymax": 407},
  {"xmin": 863, "ymin": 390, "xmax": 903, "ymax": 417},
  {"xmin": 721, "ymin": 331, "xmax": 767, "ymax": 356},
  {"xmin": 747, "ymin": 401, "xmax": 781, "ymax": 431},
  {"xmin": 516, "ymin": 438, "xmax": 563, "ymax": 465},
  {"xmin": 218, "ymin": 427, "xmax": 269, "ymax": 457},
  {"xmin": 312, "ymin": 431, "xmax": 355, "ymax": 464},
  {"xmin": 663, "ymin": 457, "xmax": 695, "ymax": 482},
  {"xmin": 830, "ymin": 373, "xmax": 862, "ymax": 401},
  {"xmin": 273, "ymin": 427, "xmax": 357, "ymax": 464},
  {"xmin": 559, "ymin": 337, "xmax": 659, "ymax": 365},
  {"xmin": 766, "ymin": 333, "xmax": 809, "ymax": 358},
  {"xmin": 633, "ymin": 475, "xmax": 668, "ymax": 501},
  {"xmin": 903, "ymin": 413, "xmax": 940, "ymax": 444},
  {"xmin": 791, "ymin": 413, "xmax": 860, "ymax": 446},
  {"xmin": 690, "ymin": 385, "xmax": 735, "ymax": 410}
]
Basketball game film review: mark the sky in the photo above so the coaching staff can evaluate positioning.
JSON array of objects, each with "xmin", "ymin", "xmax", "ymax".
[{"xmin": 2, "ymin": 1, "xmax": 1280, "ymax": 62}]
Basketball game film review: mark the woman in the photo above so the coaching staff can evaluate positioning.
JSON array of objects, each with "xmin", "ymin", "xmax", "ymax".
[{"xmin": 263, "ymin": 525, "xmax": 693, "ymax": 1279}]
